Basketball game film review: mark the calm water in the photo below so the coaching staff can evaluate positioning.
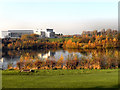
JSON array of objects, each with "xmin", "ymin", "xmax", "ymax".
[{"xmin": 1, "ymin": 48, "xmax": 120, "ymax": 69}]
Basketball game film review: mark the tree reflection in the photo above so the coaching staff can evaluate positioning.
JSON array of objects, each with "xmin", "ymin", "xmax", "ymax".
[{"xmin": 1, "ymin": 49, "xmax": 120, "ymax": 70}]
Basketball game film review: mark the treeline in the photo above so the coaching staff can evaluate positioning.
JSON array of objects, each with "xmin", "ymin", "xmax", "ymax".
[
  {"xmin": 2, "ymin": 34, "xmax": 62, "ymax": 50},
  {"xmin": 63, "ymin": 35, "xmax": 120, "ymax": 49},
  {"xmin": 1, "ymin": 30, "xmax": 120, "ymax": 50}
]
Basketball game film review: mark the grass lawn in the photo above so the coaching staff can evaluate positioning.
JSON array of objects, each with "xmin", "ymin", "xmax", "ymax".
[
  {"xmin": 48, "ymin": 38, "xmax": 70, "ymax": 42},
  {"xmin": 2, "ymin": 69, "xmax": 118, "ymax": 88}
]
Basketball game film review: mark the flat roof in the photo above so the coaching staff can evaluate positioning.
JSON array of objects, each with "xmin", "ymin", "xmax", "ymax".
[
  {"xmin": 1, "ymin": 31, "xmax": 8, "ymax": 32},
  {"xmin": 8, "ymin": 30, "xmax": 34, "ymax": 33}
]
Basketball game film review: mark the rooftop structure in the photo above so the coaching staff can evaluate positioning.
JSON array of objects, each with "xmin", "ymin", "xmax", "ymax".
[{"xmin": 46, "ymin": 29, "xmax": 53, "ymax": 32}]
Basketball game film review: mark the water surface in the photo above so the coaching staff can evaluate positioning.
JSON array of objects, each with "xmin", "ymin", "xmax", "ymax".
[{"xmin": 1, "ymin": 48, "xmax": 120, "ymax": 69}]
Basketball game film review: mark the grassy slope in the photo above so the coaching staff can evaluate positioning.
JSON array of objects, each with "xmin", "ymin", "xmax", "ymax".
[
  {"xmin": 2, "ymin": 69, "xmax": 118, "ymax": 88},
  {"xmin": 48, "ymin": 38, "xmax": 70, "ymax": 42}
]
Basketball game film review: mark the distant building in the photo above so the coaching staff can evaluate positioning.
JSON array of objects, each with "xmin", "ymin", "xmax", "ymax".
[
  {"xmin": 81, "ymin": 29, "xmax": 118, "ymax": 37},
  {"xmin": 46, "ymin": 29, "xmax": 55, "ymax": 38},
  {"xmin": 8, "ymin": 30, "xmax": 34, "ymax": 38},
  {"xmin": 82, "ymin": 31, "xmax": 92, "ymax": 36},
  {"xmin": 46, "ymin": 29, "xmax": 53, "ymax": 32},
  {"xmin": 40, "ymin": 31, "xmax": 46, "ymax": 38},
  {"xmin": 34, "ymin": 29, "xmax": 55, "ymax": 38},
  {"xmin": 100, "ymin": 29, "xmax": 105, "ymax": 35},
  {"xmin": 34, "ymin": 29, "xmax": 42, "ymax": 35},
  {"xmin": 1, "ymin": 28, "xmax": 56, "ymax": 38},
  {"xmin": 1, "ymin": 31, "xmax": 11, "ymax": 38},
  {"xmin": 1, "ymin": 30, "xmax": 33, "ymax": 38}
]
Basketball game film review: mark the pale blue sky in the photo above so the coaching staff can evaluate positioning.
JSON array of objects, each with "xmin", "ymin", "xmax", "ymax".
[{"xmin": 0, "ymin": 0, "xmax": 118, "ymax": 34}]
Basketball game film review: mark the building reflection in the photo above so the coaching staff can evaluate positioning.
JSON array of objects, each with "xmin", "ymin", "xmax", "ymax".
[
  {"xmin": 0, "ymin": 56, "xmax": 20, "ymax": 70},
  {"xmin": 37, "ymin": 51, "xmax": 55, "ymax": 59}
]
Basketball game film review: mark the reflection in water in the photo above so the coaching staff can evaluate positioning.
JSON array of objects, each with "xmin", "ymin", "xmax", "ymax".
[
  {"xmin": 38, "ymin": 51, "xmax": 55, "ymax": 59},
  {"xmin": 1, "ymin": 49, "xmax": 120, "ymax": 70},
  {"xmin": 1, "ymin": 56, "xmax": 20, "ymax": 69}
]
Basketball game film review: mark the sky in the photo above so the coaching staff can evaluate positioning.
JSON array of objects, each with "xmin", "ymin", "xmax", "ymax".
[{"xmin": 0, "ymin": 0, "xmax": 119, "ymax": 35}]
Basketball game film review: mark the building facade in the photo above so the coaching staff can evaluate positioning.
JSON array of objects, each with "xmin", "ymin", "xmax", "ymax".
[
  {"xmin": 1, "ymin": 28, "xmax": 55, "ymax": 38},
  {"xmin": 8, "ymin": 30, "xmax": 34, "ymax": 38},
  {"xmin": 34, "ymin": 29, "xmax": 55, "ymax": 38},
  {"xmin": 1, "ymin": 30, "xmax": 34, "ymax": 38},
  {"xmin": 1, "ymin": 31, "xmax": 11, "ymax": 38}
]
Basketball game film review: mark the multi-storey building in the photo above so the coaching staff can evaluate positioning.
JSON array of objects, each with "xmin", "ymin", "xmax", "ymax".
[
  {"xmin": 1, "ymin": 30, "xmax": 33, "ymax": 38},
  {"xmin": 1, "ymin": 28, "xmax": 55, "ymax": 38},
  {"xmin": 34, "ymin": 29, "xmax": 55, "ymax": 38}
]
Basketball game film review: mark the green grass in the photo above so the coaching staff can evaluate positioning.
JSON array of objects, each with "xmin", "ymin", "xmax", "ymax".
[
  {"xmin": 2, "ymin": 69, "xmax": 118, "ymax": 88},
  {"xmin": 48, "ymin": 38, "xmax": 71, "ymax": 42}
]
